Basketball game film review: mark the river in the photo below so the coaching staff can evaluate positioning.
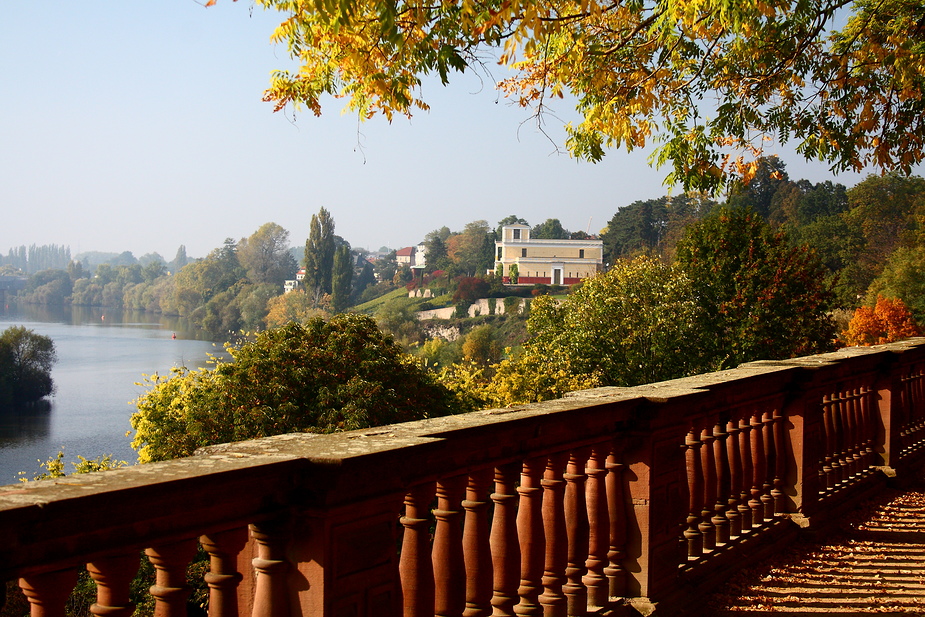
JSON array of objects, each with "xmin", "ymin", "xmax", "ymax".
[{"xmin": 0, "ymin": 304, "xmax": 222, "ymax": 485}]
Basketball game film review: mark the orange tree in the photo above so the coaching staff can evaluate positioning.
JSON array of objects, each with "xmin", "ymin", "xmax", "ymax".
[
  {"xmin": 676, "ymin": 206, "xmax": 837, "ymax": 369},
  {"xmin": 217, "ymin": 0, "xmax": 925, "ymax": 193},
  {"xmin": 843, "ymin": 295, "xmax": 923, "ymax": 346}
]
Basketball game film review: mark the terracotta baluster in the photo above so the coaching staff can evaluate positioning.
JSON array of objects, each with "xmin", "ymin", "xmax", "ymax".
[
  {"xmin": 538, "ymin": 452, "xmax": 568, "ymax": 617},
  {"xmin": 771, "ymin": 408, "xmax": 786, "ymax": 514},
  {"xmin": 918, "ymin": 370, "xmax": 925, "ymax": 434},
  {"xmin": 831, "ymin": 392, "xmax": 845, "ymax": 485},
  {"xmin": 400, "ymin": 483, "xmax": 435, "ymax": 617},
  {"xmin": 897, "ymin": 374, "xmax": 909, "ymax": 449},
  {"xmin": 87, "ymin": 553, "xmax": 141, "ymax": 617},
  {"xmin": 19, "ymin": 568, "xmax": 79, "ymax": 617},
  {"xmin": 846, "ymin": 389, "xmax": 859, "ymax": 478},
  {"xmin": 146, "ymin": 540, "xmax": 199, "ymax": 617},
  {"xmin": 712, "ymin": 421, "xmax": 731, "ymax": 546},
  {"xmin": 490, "ymin": 463, "xmax": 521, "ymax": 617},
  {"xmin": 852, "ymin": 387, "xmax": 867, "ymax": 473},
  {"xmin": 683, "ymin": 428, "xmax": 704, "ymax": 559},
  {"xmin": 843, "ymin": 389, "xmax": 859, "ymax": 479},
  {"xmin": 918, "ymin": 372, "xmax": 925, "ymax": 438},
  {"xmin": 200, "ymin": 527, "xmax": 248, "ymax": 617},
  {"xmin": 854, "ymin": 387, "xmax": 866, "ymax": 476},
  {"xmin": 748, "ymin": 411, "xmax": 766, "ymax": 526},
  {"xmin": 604, "ymin": 450, "xmax": 627, "ymax": 599},
  {"xmin": 583, "ymin": 444, "xmax": 609, "ymax": 608},
  {"xmin": 912, "ymin": 372, "xmax": 920, "ymax": 434},
  {"xmin": 916, "ymin": 370, "xmax": 925, "ymax": 430},
  {"xmin": 699, "ymin": 427, "xmax": 716, "ymax": 551},
  {"xmin": 906, "ymin": 372, "xmax": 916, "ymax": 445},
  {"xmin": 725, "ymin": 419, "xmax": 742, "ymax": 537},
  {"xmin": 851, "ymin": 387, "xmax": 865, "ymax": 472},
  {"xmin": 761, "ymin": 411, "xmax": 775, "ymax": 519},
  {"xmin": 909, "ymin": 373, "xmax": 917, "ymax": 431},
  {"xmin": 842, "ymin": 390, "xmax": 854, "ymax": 480},
  {"xmin": 249, "ymin": 518, "xmax": 291, "ymax": 617},
  {"xmin": 913, "ymin": 372, "xmax": 920, "ymax": 443},
  {"xmin": 902, "ymin": 373, "xmax": 914, "ymax": 448},
  {"xmin": 514, "ymin": 457, "xmax": 544, "ymax": 616},
  {"xmin": 737, "ymin": 417, "xmax": 753, "ymax": 531},
  {"xmin": 563, "ymin": 448, "xmax": 589, "ymax": 616},
  {"xmin": 821, "ymin": 394, "xmax": 834, "ymax": 491},
  {"xmin": 463, "ymin": 469, "xmax": 493, "ymax": 617},
  {"xmin": 434, "ymin": 475, "xmax": 466, "ymax": 617},
  {"xmin": 861, "ymin": 386, "xmax": 875, "ymax": 471}
]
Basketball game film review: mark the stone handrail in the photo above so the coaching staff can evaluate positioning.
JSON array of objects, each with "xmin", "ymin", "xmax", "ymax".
[{"xmin": 1, "ymin": 339, "xmax": 924, "ymax": 616}]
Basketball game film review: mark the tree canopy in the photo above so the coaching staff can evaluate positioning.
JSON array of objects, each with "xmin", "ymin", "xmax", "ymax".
[
  {"xmin": 130, "ymin": 314, "xmax": 464, "ymax": 462},
  {"xmin": 222, "ymin": 0, "xmax": 925, "ymax": 192},
  {"xmin": 0, "ymin": 326, "xmax": 57, "ymax": 406},
  {"xmin": 518, "ymin": 255, "xmax": 709, "ymax": 390},
  {"xmin": 676, "ymin": 206, "xmax": 837, "ymax": 367},
  {"xmin": 531, "ymin": 218, "xmax": 570, "ymax": 239},
  {"xmin": 237, "ymin": 222, "xmax": 297, "ymax": 287}
]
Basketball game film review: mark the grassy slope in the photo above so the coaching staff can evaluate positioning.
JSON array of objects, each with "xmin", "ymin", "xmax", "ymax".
[{"xmin": 352, "ymin": 287, "xmax": 410, "ymax": 314}]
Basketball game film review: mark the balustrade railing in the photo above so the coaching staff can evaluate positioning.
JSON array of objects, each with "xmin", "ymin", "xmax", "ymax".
[{"xmin": 2, "ymin": 339, "xmax": 925, "ymax": 616}]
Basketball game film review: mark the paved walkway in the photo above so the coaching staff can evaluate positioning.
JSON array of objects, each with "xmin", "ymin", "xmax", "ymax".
[{"xmin": 703, "ymin": 483, "xmax": 925, "ymax": 615}]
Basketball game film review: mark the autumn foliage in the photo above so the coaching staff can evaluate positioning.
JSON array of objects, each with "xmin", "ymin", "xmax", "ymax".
[
  {"xmin": 211, "ymin": 0, "xmax": 925, "ymax": 192},
  {"xmin": 843, "ymin": 295, "xmax": 923, "ymax": 346}
]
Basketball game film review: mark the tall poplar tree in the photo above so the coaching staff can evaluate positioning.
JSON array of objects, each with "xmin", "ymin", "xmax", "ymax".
[
  {"xmin": 171, "ymin": 245, "xmax": 188, "ymax": 272},
  {"xmin": 303, "ymin": 207, "xmax": 336, "ymax": 294},
  {"xmin": 331, "ymin": 245, "xmax": 353, "ymax": 313}
]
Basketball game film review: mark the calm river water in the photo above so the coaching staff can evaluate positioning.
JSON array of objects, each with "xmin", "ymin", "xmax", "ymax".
[{"xmin": 0, "ymin": 304, "xmax": 222, "ymax": 484}]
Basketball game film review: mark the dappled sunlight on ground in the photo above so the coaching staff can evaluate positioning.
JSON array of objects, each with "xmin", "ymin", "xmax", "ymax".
[{"xmin": 704, "ymin": 484, "xmax": 925, "ymax": 614}]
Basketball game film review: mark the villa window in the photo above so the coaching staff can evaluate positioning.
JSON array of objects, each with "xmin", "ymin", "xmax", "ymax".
[
  {"xmin": 579, "ymin": 249, "xmax": 585, "ymax": 258},
  {"xmin": 513, "ymin": 229, "xmax": 521, "ymax": 240},
  {"xmin": 521, "ymin": 248, "xmax": 527, "ymax": 257}
]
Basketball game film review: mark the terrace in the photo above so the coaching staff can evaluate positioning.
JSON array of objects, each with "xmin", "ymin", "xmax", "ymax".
[{"xmin": 2, "ymin": 338, "xmax": 924, "ymax": 616}]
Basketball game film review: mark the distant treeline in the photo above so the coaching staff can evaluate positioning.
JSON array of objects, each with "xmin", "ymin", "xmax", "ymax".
[{"xmin": 1, "ymin": 245, "xmax": 71, "ymax": 274}]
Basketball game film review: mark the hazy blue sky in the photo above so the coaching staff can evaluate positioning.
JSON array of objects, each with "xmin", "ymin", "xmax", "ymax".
[{"xmin": 0, "ymin": 2, "xmax": 897, "ymax": 260}]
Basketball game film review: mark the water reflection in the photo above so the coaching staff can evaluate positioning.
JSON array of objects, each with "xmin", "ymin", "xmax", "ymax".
[
  {"xmin": 0, "ymin": 304, "xmax": 217, "ymax": 341},
  {"xmin": 0, "ymin": 402, "xmax": 52, "ymax": 445}
]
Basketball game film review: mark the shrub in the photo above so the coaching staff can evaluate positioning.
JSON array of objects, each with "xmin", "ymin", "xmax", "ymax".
[
  {"xmin": 453, "ymin": 276, "xmax": 490, "ymax": 303},
  {"xmin": 131, "ymin": 315, "xmax": 463, "ymax": 462},
  {"xmin": 842, "ymin": 295, "xmax": 923, "ymax": 346}
]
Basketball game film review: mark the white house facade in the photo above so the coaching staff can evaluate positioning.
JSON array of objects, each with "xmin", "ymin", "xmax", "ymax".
[
  {"xmin": 494, "ymin": 224, "xmax": 603, "ymax": 285},
  {"xmin": 396, "ymin": 244, "xmax": 428, "ymax": 269}
]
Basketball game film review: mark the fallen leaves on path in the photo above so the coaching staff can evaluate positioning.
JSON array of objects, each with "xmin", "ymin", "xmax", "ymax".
[{"xmin": 704, "ymin": 484, "xmax": 925, "ymax": 614}]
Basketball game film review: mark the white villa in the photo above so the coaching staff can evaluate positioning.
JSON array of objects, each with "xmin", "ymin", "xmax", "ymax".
[{"xmin": 494, "ymin": 224, "xmax": 603, "ymax": 285}]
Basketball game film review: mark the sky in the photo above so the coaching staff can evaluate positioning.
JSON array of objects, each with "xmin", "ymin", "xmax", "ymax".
[{"xmin": 0, "ymin": 2, "xmax": 899, "ymax": 261}]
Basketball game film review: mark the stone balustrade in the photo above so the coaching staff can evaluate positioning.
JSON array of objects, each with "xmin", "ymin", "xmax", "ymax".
[{"xmin": 2, "ymin": 339, "xmax": 924, "ymax": 616}]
